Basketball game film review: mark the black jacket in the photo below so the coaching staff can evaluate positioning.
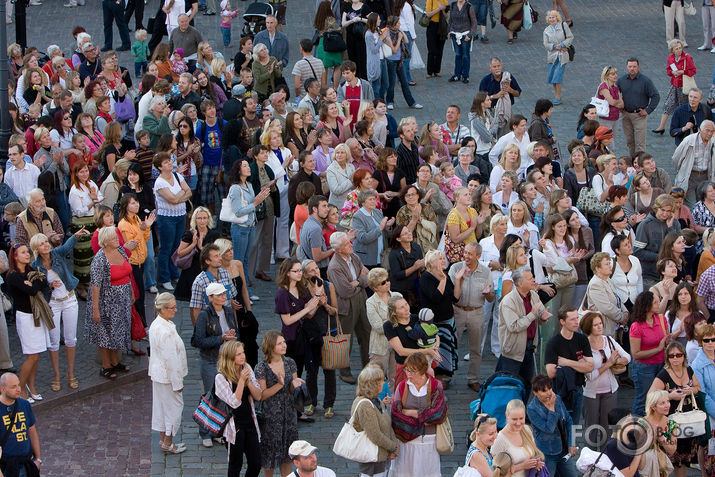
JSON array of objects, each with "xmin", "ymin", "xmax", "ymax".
[{"xmin": 193, "ymin": 304, "xmax": 238, "ymax": 362}]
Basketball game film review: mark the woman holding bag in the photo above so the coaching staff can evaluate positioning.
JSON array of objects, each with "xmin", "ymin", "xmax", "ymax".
[
  {"xmin": 390, "ymin": 352, "xmax": 447, "ymax": 477},
  {"xmin": 585, "ymin": 252, "xmax": 629, "ymax": 337},
  {"xmin": 348, "ymin": 364, "xmax": 400, "ymax": 477},
  {"xmin": 649, "ymin": 341, "xmax": 701, "ymax": 477},
  {"xmin": 542, "ymin": 10, "xmax": 573, "ymax": 105},
  {"xmin": 653, "ymin": 39, "xmax": 696, "ymax": 135}
]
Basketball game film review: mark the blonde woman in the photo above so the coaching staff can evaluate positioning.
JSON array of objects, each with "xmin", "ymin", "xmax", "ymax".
[
  {"xmin": 215, "ymin": 340, "xmax": 263, "ymax": 476},
  {"xmin": 350, "ymin": 364, "xmax": 399, "ymax": 477},
  {"xmin": 641, "ymin": 389, "xmax": 678, "ymax": 477},
  {"xmin": 174, "ymin": 206, "xmax": 219, "ymax": 300},
  {"xmin": 596, "ymin": 66, "xmax": 623, "ymax": 137},
  {"xmin": 366, "ymin": 267, "xmax": 402, "ymax": 389},
  {"xmin": 149, "ymin": 292, "xmax": 187, "ymax": 454},
  {"xmin": 326, "ymin": 143, "xmax": 356, "ymax": 209},
  {"xmin": 542, "ymin": 11, "xmax": 573, "ymax": 104},
  {"xmin": 465, "ymin": 414, "xmax": 498, "ymax": 475},
  {"xmin": 507, "ymin": 201, "xmax": 539, "ymax": 251},
  {"xmin": 489, "ymin": 144, "xmax": 521, "ymax": 194},
  {"xmin": 492, "ymin": 399, "xmax": 545, "ymax": 477},
  {"xmin": 210, "ymin": 56, "xmax": 231, "ymax": 95},
  {"xmin": 492, "ymin": 452, "xmax": 514, "ymax": 477},
  {"xmin": 446, "ymin": 187, "xmax": 479, "ymax": 264}
]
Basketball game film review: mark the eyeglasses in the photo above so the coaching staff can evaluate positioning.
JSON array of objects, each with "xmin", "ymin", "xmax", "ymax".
[
  {"xmin": 668, "ymin": 353, "xmax": 684, "ymax": 358},
  {"xmin": 380, "ymin": 279, "xmax": 389, "ymax": 286},
  {"xmin": 179, "ymin": 124, "xmax": 189, "ymax": 129},
  {"xmin": 703, "ymin": 338, "xmax": 715, "ymax": 343},
  {"xmin": 404, "ymin": 369, "xmax": 417, "ymax": 374},
  {"xmin": 613, "ymin": 215, "xmax": 627, "ymax": 222},
  {"xmin": 671, "ymin": 187, "xmax": 685, "ymax": 193}
]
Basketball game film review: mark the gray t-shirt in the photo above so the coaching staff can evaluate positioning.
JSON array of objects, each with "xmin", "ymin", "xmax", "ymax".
[
  {"xmin": 300, "ymin": 215, "xmax": 329, "ymax": 268},
  {"xmin": 217, "ymin": 309, "xmax": 229, "ymax": 334}
]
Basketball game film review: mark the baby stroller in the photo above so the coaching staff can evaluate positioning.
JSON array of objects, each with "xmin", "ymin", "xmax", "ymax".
[
  {"xmin": 469, "ymin": 372, "xmax": 527, "ymax": 429},
  {"xmin": 241, "ymin": 1, "xmax": 274, "ymax": 37}
]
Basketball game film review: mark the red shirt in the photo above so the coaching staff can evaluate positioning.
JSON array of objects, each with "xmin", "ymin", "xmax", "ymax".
[
  {"xmin": 629, "ymin": 314, "xmax": 667, "ymax": 364},
  {"xmin": 345, "ymin": 83, "xmax": 361, "ymax": 130},
  {"xmin": 521, "ymin": 291, "xmax": 536, "ymax": 340}
]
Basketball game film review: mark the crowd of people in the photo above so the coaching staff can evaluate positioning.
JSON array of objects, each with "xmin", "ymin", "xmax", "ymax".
[{"xmin": 7, "ymin": 0, "xmax": 715, "ymax": 476}]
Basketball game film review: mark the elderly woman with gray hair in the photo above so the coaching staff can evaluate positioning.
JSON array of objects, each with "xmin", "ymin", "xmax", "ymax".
[
  {"xmin": 85, "ymin": 225, "xmax": 134, "ymax": 380},
  {"xmin": 251, "ymin": 42, "xmax": 283, "ymax": 104},
  {"xmin": 419, "ymin": 249, "xmax": 460, "ymax": 387},
  {"xmin": 149, "ymin": 292, "xmax": 187, "ymax": 454},
  {"xmin": 353, "ymin": 189, "xmax": 395, "ymax": 269},
  {"xmin": 143, "ymin": 95, "xmax": 172, "ymax": 150},
  {"xmin": 366, "ymin": 267, "xmax": 402, "ymax": 389},
  {"xmin": 454, "ymin": 147, "xmax": 481, "ymax": 187}
]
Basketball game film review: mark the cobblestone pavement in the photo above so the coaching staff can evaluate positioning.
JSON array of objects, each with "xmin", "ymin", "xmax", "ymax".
[{"xmin": 5, "ymin": 0, "xmax": 711, "ymax": 474}]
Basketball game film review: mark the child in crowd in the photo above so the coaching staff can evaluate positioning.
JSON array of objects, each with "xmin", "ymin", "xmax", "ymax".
[
  {"xmin": 67, "ymin": 133, "xmax": 96, "ymax": 178},
  {"xmin": 617, "ymin": 155, "xmax": 635, "ymax": 190},
  {"xmin": 439, "ymin": 161, "xmax": 462, "ymax": 201},
  {"xmin": 239, "ymin": 68, "xmax": 254, "ymax": 95},
  {"xmin": 131, "ymin": 29, "xmax": 150, "ymax": 78},
  {"xmin": 22, "ymin": 104, "xmax": 41, "ymax": 128},
  {"xmin": 419, "ymin": 145, "xmax": 440, "ymax": 175},
  {"xmin": 171, "ymin": 48, "xmax": 188, "ymax": 76},
  {"xmin": 134, "ymin": 130, "xmax": 155, "ymax": 181},
  {"xmin": 0, "ymin": 202, "xmax": 23, "ymax": 254},
  {"xmin": 219, "ymin": 0, "xmax": 240, "ymax": 47},
  {"xmin": 407, "ymin": 308, "xmax": 439, "ymax": 350}
]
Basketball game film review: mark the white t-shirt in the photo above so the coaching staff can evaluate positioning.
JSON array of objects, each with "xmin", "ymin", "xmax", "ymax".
[
  {"xmin": 292, "ymin": 466, "xmax": 336, "ymax": 477},
  {"xmin": 153, "ymin": 173, "xmax": 187, "ymax": 217}
]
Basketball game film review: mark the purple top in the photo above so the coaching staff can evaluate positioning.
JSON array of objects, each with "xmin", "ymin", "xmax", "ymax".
[
  {"xmin": 313, "ymin": 145, "xmax": 334, "ymax": 173},
  {"xmin": 597, "ymin": 82, "xmax": 621, "ymax": 121},
  {"xmin": 274, "ymin": 287, "xmax": 311, "ymax": 341}
]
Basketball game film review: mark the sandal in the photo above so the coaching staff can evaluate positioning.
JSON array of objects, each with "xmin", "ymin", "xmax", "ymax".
[
  {"xmin": 100, "ymin": 368, "xmax": 117, "ymax": 380},
  {"xmin": 50, "ymin": 380, "xmax": 61, "ymax": 392},
  {"xmin": 68, "ymin": 377, "xmax": 79, "ymax": 389},
  {"xmin": 304, "ymin": 404, "xmax": 315, "ymax": 416},
  {"xmin": 324, "ymin": 407, "xmax": 334, "ymax": 419},
  {"xmin": 112, "ymin": 362, "xmax": 130, "ymax": 373},
  {"xmin": 161, "ymin": 443, "xmax": 186, "ymax": 454}
]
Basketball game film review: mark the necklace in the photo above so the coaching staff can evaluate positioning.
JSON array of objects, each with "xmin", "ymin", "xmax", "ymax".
[{"xmin": 671, "ymin": 366, "xmax": 685, "ymax": 380}]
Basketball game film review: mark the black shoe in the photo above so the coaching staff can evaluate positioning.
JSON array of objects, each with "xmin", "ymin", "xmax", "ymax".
[
  {"xmin": 480, "ymin": 36, "xmax": 489, "ymax": 43},
  {"xmin": 298, "ymin": 414, "xmax": 315, "ymax": 423},
  {"xmin": 198, "ymin": 4, "xmax": 207, "ymax": 10},
  {"xmin": 448, "ymin": 75, "xmax": 460, "ymax": 82},
  {"xmin": 100, "ymin": 46, "xmax": 112, "ymax": 52},
  {"xmin": 339, "ymin": 373, "xmax": 356, "ymax": 384},
  {"xmin": 651, "ymin": 128, "xmax": 665, "ymax": 135},
  {"xmin": 462, "ymin": 77, "xmax": 469, "ymax": 84},
  {"xmin": 117, "ymin": 46, "xmax": 130, "ymax": 52}
]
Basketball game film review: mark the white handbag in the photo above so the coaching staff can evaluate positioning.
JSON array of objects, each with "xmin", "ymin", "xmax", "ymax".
[
  {"xmin": 684, "ymin": 1, "xmax": 697, "ymax": 15},
  {"xmin": 590, "ymin": 86, "xmax": 611, "ymax": 118},
  {"xmin": 380, "ymin": 41, "xmax": 393, "ymax": 59},
  {"xmin": 670, "ymin": 393, "xmax": 707, "ymax": 437},
  {"xmin": 454, "ymin": 466, "xmax": 483, "ymax": 477},
  {"xmin": 219, "ymin": 188, "xmax": 249, "ymax": 225},
  {"xmin": 682, "ymin": 74, "xmax": 697, "ymax": 94},
  {"xmin": 332, "ymin": 399, "xmax": 380, "ymax": 463}
]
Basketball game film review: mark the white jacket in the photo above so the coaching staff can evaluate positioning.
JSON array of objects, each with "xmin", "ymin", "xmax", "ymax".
[
  {"xmin": 148, "ymin": 317, "xmax": 187, "ymax": 390},
  {"xmin": 672, "ymin": 132, "xmax": 715, "ymax": 189}
]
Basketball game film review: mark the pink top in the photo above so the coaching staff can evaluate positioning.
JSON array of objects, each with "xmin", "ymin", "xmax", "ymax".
[
  {"xmin": 629, "ymin": 313, "xmax": 667, "ymax": 365},
  {"xmin": 597, "ymin": 82, "xmax": 621, "ymax": 121}
]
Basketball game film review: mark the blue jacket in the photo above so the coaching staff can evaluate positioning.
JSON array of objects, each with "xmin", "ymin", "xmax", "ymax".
[
  {"xmin": 253, "ymin": 29, "xmax": 289, "ymax": 68},
  {"xmin": 31, "ymin": 235, "xmax": 79, "ymax": 302},
  {"xmin": 692, "ymin": 348, "xmax": 715, "ymax": 417},
  {"xmin": 669, "ymin": 103, "xmax": 712, "ymax": 146},
  {"xmin": 527, "ymin": 393, "xmax": 573, "ymax": 456}
]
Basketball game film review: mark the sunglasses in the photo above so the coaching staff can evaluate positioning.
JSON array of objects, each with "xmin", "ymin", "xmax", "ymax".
[
  {"xmin": 613, "ymin": 215, "xmax": 627, "ymax": 222},
  {"xmin": 703, "ymin": 338, "xmax": 715, "ymax": 343},
  {"xmin": 380, "ymin": 279, "xmax": 389, "ymax": 286},
  {"xmin": 12, "ymin": 242, "xmax": 23, "ymax": 249},
  {"xmin": 63, "ymin": 116, "xmax": 71, "ymax": 120},
  {"xmin": 668, "ymin": 353, "xmax": 684, "ymax": 358}
]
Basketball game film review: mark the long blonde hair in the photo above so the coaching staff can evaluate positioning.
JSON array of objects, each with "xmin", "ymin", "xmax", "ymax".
[
  {"xmin": 217, "ymin": 341, "xmax": 244, "ymax": 384},
  {"xmin": 505, "ymin": 399, "xmax": 544, "ymax": 460},
  {"xmin": 492, "ymin": 452, "xmax": 514, "ymax": 477}
]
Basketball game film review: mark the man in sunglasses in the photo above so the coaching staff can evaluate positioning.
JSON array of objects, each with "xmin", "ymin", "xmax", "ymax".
[{"xmin": 672, "ymin": 119, "xmax": 715, "ymax": 204}]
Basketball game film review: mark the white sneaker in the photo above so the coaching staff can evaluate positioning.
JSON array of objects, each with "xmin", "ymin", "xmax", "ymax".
[
  {"xmin": 250, "ymin": 294, "xmax": 260, "ymax": 301},
  {"xmin": 387, "ymin": 103, "xmax": 394, "ymax": 110},
  {"xmin": 411, "ymin": 103, "xmax": 424, "ymax": 109},
  {"xmin": 710, "ymin": 47, "xmax": 715, "ymax": 54},
  {"xmin": 202, "ymin": 438, "xmax": 213, "ymax": 448},
  {"xmin": 148, "ymin": 286, "xmax": 158, "ymax": 294},
  {"xmin": 463, "ymin": 353, "xmax": 470, "ymax": 361},
  {"xmin": 63, "ymin": 1, "xmax": 77, "ymax": 6},
  {"xmin": 161, "ymin": 282, "xmax": 174, "ymax": 291},
  {"xmin": 698, "ymin": 44, "xmax": 709, "ymax": 50}
]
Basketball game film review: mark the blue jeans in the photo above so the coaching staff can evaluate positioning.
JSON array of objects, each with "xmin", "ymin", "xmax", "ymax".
[
  {"xmin": 102, "ymin": 0, "xmax": 131, "ymax": 49},
  {"xmin": 471, "ymin": 0, "xmax": 489, "ymax": 25},
  {"xmin": 134, "ymin": 60, "xmax": 147, "ymax": 77},
  {"xmin": 402, "ymin": 32, "xmax": 414, "ymax": 82},
  {"xmin": 570, "ymin": 386, "xmax": 583, "ymax": 426},
  {"xmin": 231, "ymin": 223, "xmax": 255, "ymax": 265},
  {"xmin": 386, "ymin": 59, "xmax": 415, "ymax": 107},
  {"xmin": 199, "ymin": 358, "xmax": 218, "ymax": 439},
  {"xmin": 220, "ymin": 26, "xmax": 231, "ymax": 46},
  {"xmin": 544, "ymin": 453, "xmax": 578, "ymax": 477},
  {"xmin": 371, "ymin": 60, "xmax": 388, "ymax": 101},
  {"xmin": 156, "ymin": 214, "xmax": 185, "ymax": 284},
  {"xmin": 144, "ymin": 231, "xmax": 157, "ymax": 289},
  {"xmin": 632, "ymin": 360, "xmax": 664, "ymax": 416},
  {"xmin": 451, "ymin": 36, "xmax": 471, "ymax": 79}
]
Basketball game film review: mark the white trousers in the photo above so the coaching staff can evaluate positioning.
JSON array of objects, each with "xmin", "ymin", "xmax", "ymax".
[
  {"xmin": 665, "ymin": 1, "xmax": 687, "ymax": 44},
  {"xmin": 702, "ymin": 6, "xmax": 715, "ymax": 46},
  {"xmin": 48, "ymin": 295, "xmax": 79, "ymax": 351}
]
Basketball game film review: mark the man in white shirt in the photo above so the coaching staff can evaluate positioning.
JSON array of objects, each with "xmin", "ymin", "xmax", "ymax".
[
  {"xmin": 5, "ymin": 144, "xmax": 40, "ymax": 203},
  {"xmin": 440, "ymin": 104, "xmax": 470, "ymax": 158},
  {"xmin": 489, "ymin": 114, "xmax": 531, "ymax": 175},
  {"xmin": 288, "ymin": 440, "xmax": 336, "ymax": 477}
]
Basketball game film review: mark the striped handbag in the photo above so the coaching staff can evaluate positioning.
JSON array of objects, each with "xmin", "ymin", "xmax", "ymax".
[
  {"xmin": 192, "ymin": 385, "xmax": 231, "ymax": 437},
  {"xmin": 321, "ymin": 319, "xmax": 351, "ymax": 370}
]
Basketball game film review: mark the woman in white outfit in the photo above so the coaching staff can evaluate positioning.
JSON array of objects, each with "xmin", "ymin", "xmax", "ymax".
[
  {"xmin": 699, "ymin": 0, "xmax": 715, "ymax": 52},
  {"xmin": 149, "ymin": 292, "xmax": 188, "ymax": 454},
  {"xmin": 163, "ymin": 0, "xmax": 186, "ymax": 37},
  {"xmin": 265, "ymin": 129, "xmax": 295, "ymax": 260}
]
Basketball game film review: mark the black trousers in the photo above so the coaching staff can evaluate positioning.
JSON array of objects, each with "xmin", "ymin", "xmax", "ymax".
[
  {"xmin": 287, "ymin": 339, "xmax": 336, "ymax": 408},
  {"xmin": 426, "ymin": 21, "xmax": 445, "ymax": 75},
  {"xmin": 131, "ymin": 263, "xmax": 146, "ymax": 327},
  {"xmin": 148, "ymin": 7, "xmax": 167, "ymax": 53},
  {"xmin": 228, "ymin": 426, "xmax": 261, "ymax": 477},
  {"xmin": 125, "ymin": 0, "xmax": 145, "ymax": 31}
]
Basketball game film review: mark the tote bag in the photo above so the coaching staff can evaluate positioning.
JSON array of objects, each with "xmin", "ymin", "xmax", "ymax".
[
  {"xmin": 192, "ymin": 384, "xmax": 231, "ymax": 438},
  {"xmin": 670, "ymin": 394, "xmax": 707, "ymax": 437},
  {"xmin": 332, "ymin": 398, "xmax": 380, "ymax": 462},
  {"xmin": 322, "ymin": 319, "xmax": 351, "ymax": 370},
  {"xmin": 682, "ymin": 74, "xmax": 697, "ymax": 94}
]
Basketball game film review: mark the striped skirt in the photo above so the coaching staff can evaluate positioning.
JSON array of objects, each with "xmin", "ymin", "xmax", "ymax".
[{"xmin": 70, "ymin": 215, "xmax": 97, "ymax": 284}]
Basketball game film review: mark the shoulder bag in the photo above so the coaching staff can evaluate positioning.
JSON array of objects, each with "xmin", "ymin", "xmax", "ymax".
[
  {"xmin": 682, "ymin": 72, "xmax": 697, "ymax": 94},
  {"xmin": 561, "ymin": 22, "xmax": 575, "ymax": 61},
  {"xmin": 171, "ymin": 245, "xmax": 196, "ymax": 270},
  {"xmin": 670, "ymin": 393, "xmax": 707, "ymax": 437},
  {"xmin": 192, "ymin": 383, "xmax": 232, "ymax": 438},
  {"xmin": 547, "ymin": 256, "xmax": 578, "ymax": 289},
  {"xmin": 220, "ymin": 187, "xmax": 250, "ymax": 225},
  {"xmin": 322, "ymin": 30, "xmax": 347, "ymax": 53},
  {"xmin": 332, "ymin": 398, "xmax": 380, "ymax": 462},
  {"xmin": 436, "ymin": 416, "xmax": 455, "ymax": 454},
  {"xmin": 322, "ymin": 317, "xmax": 351, "ymax": 370},
  {"xmin": 606, "ymin": 336, "xmax": 627, "ymax": 375},
  {"xmin": 577, "ymin": 173, "xmax": 609, "ymax": 215},
  {"xmin": 590, "ymin": 85, "xmax": 611, "ymax": 118}
]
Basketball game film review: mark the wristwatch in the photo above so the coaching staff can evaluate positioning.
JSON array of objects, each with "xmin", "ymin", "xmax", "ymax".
[{"xmin": 33, "ymin": 458, "xmax": 42, "ymax": 464}]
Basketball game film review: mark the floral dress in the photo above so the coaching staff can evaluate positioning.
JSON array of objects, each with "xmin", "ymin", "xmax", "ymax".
[
  {"xmin": 254, "ymin": 356, "xmax": 299, "ymax": 469},
  {"xmin": 693, "ymin": 201, "xmax": 715, "ymax": 229}
]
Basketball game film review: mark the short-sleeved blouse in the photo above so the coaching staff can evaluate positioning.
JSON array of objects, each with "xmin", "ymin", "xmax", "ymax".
[
  {"xmin": 274, "ymin": 287, "xmax": 311, "ymax": 342},
  {"xmin": 629, "ymin": 314, "xmax": 667, "ymax": 365},
  {"xmin": 692, "ymin": 201, "xmax": 715, "ymax": 228},
  {"xmin": 447, "ymin": 207, "xmax": 478, "ymax": 244},
  {"xmin": 153, "ymin": 173, "xmax": 187, "ymax": 217}
]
